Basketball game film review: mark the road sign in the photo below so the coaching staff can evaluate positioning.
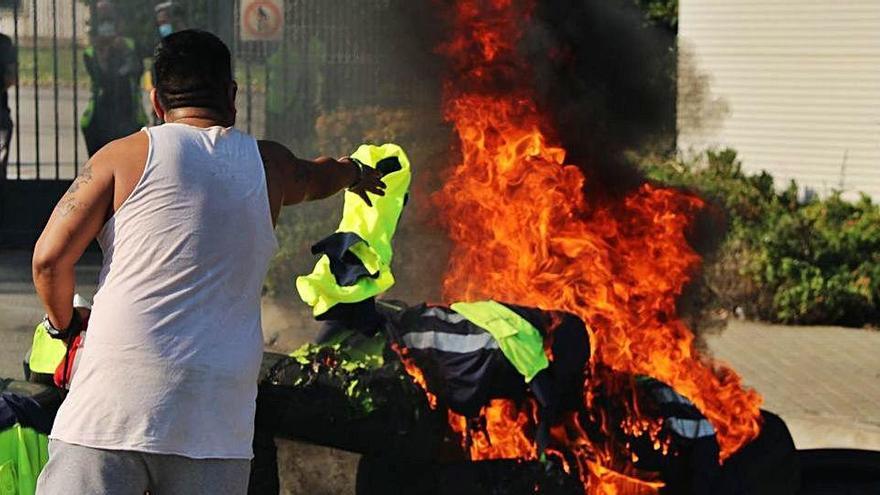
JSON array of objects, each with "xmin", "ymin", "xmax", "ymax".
[{"xmin": 241, "ymin": 0, "xmax": 284, "ymax": 41}]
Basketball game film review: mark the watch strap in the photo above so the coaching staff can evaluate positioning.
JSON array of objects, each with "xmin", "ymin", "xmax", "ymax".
[{"xmin": 44, "ymin": 309, "xmax": 83, "ymax": 340}]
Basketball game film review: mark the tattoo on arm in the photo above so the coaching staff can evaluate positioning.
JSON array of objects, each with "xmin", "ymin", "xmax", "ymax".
[{"xmin": 56, "ymin": 163, "xmax": 94, "ymax": 218}]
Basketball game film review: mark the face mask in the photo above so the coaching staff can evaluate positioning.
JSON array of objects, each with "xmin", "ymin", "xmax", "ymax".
[
  {"xmin": 96, "ymin": 21, "xmax": 116, "ymax": 37},
  {"xmin": 158, "ymin": 23, "xmax": 174, "ymax": 38}
]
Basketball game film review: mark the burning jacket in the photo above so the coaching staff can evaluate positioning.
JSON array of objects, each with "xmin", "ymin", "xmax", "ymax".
[{"xmin": 383, "ymin": 301, "xmax": 588, "ymax": 419}]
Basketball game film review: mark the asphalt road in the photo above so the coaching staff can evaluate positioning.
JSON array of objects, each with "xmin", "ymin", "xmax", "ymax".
[
  {"xmin": 0, "ymin": 250, "xmax": 99, "ymax": 379},
  {"xmin": 5, "ymin": 85, "xmax": 90, "ymax": 179}
]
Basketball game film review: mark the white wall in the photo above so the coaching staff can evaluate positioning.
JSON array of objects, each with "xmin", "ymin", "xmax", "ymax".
[{"xmin": 677, "ymin": 0, "xmax": 880, "ymax": 200}]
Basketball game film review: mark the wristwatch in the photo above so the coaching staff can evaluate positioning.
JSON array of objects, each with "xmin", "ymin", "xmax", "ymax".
[
  {"xmin": 347, "ymin": 158, "xmax": 367, "ymax": 190},
  {"xmin": 42, "ymin": 310, "xmax": 83, "ymax": 340}
]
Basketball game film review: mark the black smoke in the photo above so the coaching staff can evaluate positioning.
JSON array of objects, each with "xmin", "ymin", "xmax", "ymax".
[{"xmin": 524, "ymin": 0, "xmax": 678, "ymax": 198}]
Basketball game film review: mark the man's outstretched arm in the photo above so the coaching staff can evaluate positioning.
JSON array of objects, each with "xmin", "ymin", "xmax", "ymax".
[
  {"xmin": 258, "ymin": 140, "xmax": 386, "ymax": 208},
  {"xmin": 32, "ymin": 145, "xmax": 115, "ymax": 330}
]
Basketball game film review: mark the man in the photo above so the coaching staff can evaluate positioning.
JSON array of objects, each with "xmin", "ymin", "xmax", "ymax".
[
  {"xmin": 154, "ymin": 1, "xmax": 187, "ymax": 39},
  {"xmin": 0, "ymin": 31, "xmax": 15, "ymax": 176},
  {"xmin": 81, "ymin": 1, "xmax": 147, "ymax": 156},
  {"xmin": 32, "ymin": 30, "xmax": 384, "ymax": 494}
]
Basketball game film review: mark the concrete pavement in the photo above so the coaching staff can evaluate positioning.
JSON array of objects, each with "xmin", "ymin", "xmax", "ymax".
[{"xmin": 705, "ymin": 320, "xmax": 880, "ymax": 451}]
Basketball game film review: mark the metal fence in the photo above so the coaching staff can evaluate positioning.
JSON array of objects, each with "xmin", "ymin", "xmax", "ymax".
[
  {"xmin": 2, "ymin": 0, "xmax": 88, "ymax": 180},
  {"xmin": 0, "ymin": 0, "xmax": 430, "ymax": 246},
  {"xmin": 1, "ymin": 0, "xmax": 427, "ymax": 181},
  {"xmin": 232, "ymin": 0, "xmax": 429, "ymax": 154}
]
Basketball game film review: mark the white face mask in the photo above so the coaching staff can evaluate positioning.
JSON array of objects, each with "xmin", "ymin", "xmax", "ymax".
[{"xmin": 96, "ymin": 21, "xmax": 116, "ymax": 37}]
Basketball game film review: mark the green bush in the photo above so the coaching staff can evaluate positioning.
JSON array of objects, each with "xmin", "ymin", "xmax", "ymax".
[
  {"xmin": 643, "ymin": 149, "xmax": 880, "ymax": 327},
  {"xmin": 634, "ymin": 0, "xmax": 678, "ymax": 31}
]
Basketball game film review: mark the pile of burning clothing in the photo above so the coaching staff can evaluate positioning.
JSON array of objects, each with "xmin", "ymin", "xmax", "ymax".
[
  {"xmin": 253, "ymin": 144, "xmax": 801, "ymax": 495},
  {"xmin": 255, "ymin": 299, "xmax": 799, "ymax": 495}
]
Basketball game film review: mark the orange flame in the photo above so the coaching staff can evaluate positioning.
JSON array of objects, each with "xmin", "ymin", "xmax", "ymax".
[
  {"xmin": 448, "ymin": 400, "xmax": 539, "ymax": 461},
  {"xmin": 423, "ymin": 0, "xmax": 763, "ymax": 492},
  {"xmin": 587, "ymin": 461, "xmax": 665, "ymax": 495},
  {"xmin": 392, "ymin": 343, "xmax": 438, "ymax": 409}
]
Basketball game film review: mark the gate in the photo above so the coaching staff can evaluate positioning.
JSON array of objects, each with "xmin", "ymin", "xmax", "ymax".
[{"xmin": 0, "ymin": 0, "xmax": 426, "ymax": 248}]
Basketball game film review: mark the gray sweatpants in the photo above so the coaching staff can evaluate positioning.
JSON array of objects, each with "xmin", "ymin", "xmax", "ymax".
[{"xmin": 36, "ymin": 440, "xmax": 251, "ymax": 495}]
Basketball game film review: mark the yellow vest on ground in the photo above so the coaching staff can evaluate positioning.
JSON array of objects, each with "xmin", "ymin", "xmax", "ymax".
[
  {"xmin": 451, "ymin": 300, "xmax": 550, "ymax": 382},
  {"xmin": 28, "ymin": 324, "xmax": 66, "ymax": 375},
  {"xmin": 0, "ymin": 425, "xmax": 49, "ymax": 495}
]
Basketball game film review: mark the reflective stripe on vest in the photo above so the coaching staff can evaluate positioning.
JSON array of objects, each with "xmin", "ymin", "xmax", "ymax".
[
  {"xmin": 402, "ymin": 331, "xmax": 500, "ymax": 354},
  {"xmin": 450, "ymin": 301, "xmax": 549, "ymax": 382},
  {"xmin": 297, "ymin": 143, "xmax": 411, "ymax": 316},
  {"xmin": 28, "ymin": 324, "xmax": 67, "ymax": 375},
  {"xmin": 0, "ymin": 425, "xmax": 49, "ymax": 495},
  {"xmin": 642, "ymin": 377, "xmax": 716, "ymax": 439}
]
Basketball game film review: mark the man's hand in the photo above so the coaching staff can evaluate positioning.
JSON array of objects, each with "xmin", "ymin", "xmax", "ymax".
[
  {"xmin": 341, "ymin": 157, "xmax": 386, "ymax": 207},
  {"xmin": 259, "ymin": 141, "xmax": 389, "ymax": 223}
]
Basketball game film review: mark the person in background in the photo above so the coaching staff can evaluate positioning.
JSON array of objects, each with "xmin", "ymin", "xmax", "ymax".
[
  {"xmin": 0, "ymin": 32, "xmax": 15, "ymax": 177},
  {"xmin": 81, "ymin": 0, "xmax": 146, "ymax": 157},
  {"xmin": 154, "ymin": 1, "xmax": 187, "ymax": 39},
  {"xmin": 147, "ymin": 1, "xmax": 188, "ymax": 124}
]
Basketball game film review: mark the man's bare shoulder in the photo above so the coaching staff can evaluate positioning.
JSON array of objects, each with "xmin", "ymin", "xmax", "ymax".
[
  {"xmin": 256, "ymin": 139, "xmax": 295, "ymax": 169},
  {"xmin": 90, "ymin": 130, "xmax": 150, "ymax": 172}
]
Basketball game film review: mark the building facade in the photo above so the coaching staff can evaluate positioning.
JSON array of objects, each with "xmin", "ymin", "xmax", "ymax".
[{"xmin": 677, "ymin": 0, "xmax": 880, "ymax": 200}]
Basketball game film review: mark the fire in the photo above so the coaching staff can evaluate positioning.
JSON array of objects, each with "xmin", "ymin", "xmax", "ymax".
[
  {"xmin": 392, "ymin": 343, "xmax": 438, "ymax": 409},
  {"xmin": 587, "ymin": 461, "xmax": 665, "ymax": 495},
  {"xmin": 419, "ymin": 0, "xmax": 763, "ymax": 492},
  {"xmin": 448, "ymin": 400, "xmax": 539, "ymax": 461}
]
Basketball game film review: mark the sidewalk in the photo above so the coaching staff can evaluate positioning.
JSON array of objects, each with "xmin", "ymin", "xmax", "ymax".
[{"xmin": 704, "ymin": 319, "xmax": 880, "ymax": 450}]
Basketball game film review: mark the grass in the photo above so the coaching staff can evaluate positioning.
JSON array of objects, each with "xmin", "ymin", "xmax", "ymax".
[{"xmin": 15, "ymin": 46, "xmax": 90, "ymax": 88}]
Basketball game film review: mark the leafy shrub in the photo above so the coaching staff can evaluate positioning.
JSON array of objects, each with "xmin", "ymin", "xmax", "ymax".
[
  {"xmin": 643, "ymin": 149, "xmax": 880, "ymax": 327},
  {"xmin": 634, "ymin": 0, "xmax": 678, "ymax": 30}
]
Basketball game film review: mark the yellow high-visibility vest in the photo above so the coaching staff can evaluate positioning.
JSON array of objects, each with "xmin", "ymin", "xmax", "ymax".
[
  {"xmin": 0, "ymin": 425, "xmax": 49, "ymax": 495},
  {"xmin": 451, "ymin": 300, "xmax": 550, "ymax": 382},
  {"xmin": 297, "ymin": 143, "xmax": 411, "ymax": 316},
  {"xmin": 28, "ymin": 323, "xmax": 66, "ymax": 375}
]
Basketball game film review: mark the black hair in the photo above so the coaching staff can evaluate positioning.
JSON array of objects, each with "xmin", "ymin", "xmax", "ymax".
[{"xmin": 153, "ymin": 29, "xmax": 232, "ymax": 113}]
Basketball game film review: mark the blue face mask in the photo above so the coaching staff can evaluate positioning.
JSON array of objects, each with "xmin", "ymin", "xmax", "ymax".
[{"xmin": 158, "ymin": 23, "xmax": 174, "ymax": 38}]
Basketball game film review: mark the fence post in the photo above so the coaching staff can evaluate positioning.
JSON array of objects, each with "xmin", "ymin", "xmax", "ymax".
[
  {"xmin": 52, "ymin": 0, "xmax": 60, "ymax": 178},
  {"xmin": 12, "ymin": 0, "xmax": 20, "ymax": 178},
  {"xmin": 72, "ymin": 0, "xmax": 79, "ymax": 172},
  {"xmin": 31, "ymin": 0, "xmax": 39, "ymax": 179}
]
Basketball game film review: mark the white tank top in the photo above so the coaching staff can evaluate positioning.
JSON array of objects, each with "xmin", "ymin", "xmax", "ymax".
[{"xmin": 50, "ymin": 123, "xmax": 278, "ymax": 459}]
